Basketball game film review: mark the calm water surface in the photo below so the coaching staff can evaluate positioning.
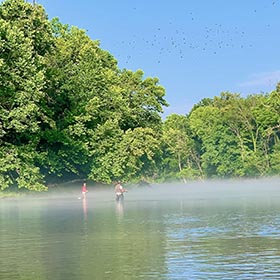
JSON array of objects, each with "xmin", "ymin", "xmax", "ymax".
[{"xmin": 1, "ymin": 180, "xmax": 280, "ymax": 279}]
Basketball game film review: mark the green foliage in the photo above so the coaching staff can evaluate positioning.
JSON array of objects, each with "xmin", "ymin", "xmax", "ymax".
[
  {"xmin": 1, "ymin": 0, "xmax": 280, "ymax": 191},
  {"xmin": 0, "ymin": 0, "xmax": 168, "ymax": 190},
  {"xmin": 161, "ymin": 114, "xmax": 203, "ymax": 181},
  {"xmin": 0, "ymin": 144, "xmax": 46, "ymax": 191},
  {"xmin": 186, "ymin": 91, "xmax": 280, "ymax": 178},
  {"xmin": 0, "ymin": 0, "xmax": 53, "ymax": 190}
]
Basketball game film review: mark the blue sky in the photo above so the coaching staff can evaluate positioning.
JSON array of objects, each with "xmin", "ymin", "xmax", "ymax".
[{"xmin": 33, "ymin": 1, "xmax": 280, "ymax": 116}]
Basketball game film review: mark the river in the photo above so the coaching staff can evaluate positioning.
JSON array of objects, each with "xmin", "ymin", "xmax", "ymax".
[{"xmin": 1, "ymin": 179, "xmax": 280, "ymax": 279}]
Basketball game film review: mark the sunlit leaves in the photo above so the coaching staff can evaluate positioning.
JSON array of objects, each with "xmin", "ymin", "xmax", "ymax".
[
  {"xmin": 0, "ymin": 145, "xmax": 46, "ymax": 191},
  {"xmin": 0, "ymin": 0, "xmax": 52, "ymax": 190},
  {"xmin": 187, "ymin": 90, "xmax": 280, "ymax": 178}
]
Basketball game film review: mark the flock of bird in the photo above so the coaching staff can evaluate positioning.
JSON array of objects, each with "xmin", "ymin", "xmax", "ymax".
[{"xmin": 108, "ymin": 1, "xmax": 278, "ymax": 66}]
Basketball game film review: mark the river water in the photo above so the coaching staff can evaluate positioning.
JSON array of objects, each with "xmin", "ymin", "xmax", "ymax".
[{"xmin": 1, "ymin": 179, "xmax": 280, "ymax": 279}]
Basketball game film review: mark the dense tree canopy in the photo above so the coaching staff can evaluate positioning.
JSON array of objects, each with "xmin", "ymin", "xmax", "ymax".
[
  {"xmin": 0, "ymin": 0, "xmax": 53, "ymax": 190},
  {"xmin": 0, "ymin": 0, "xmax": 168, "ymax": 190},
  {"xmin": 187, "ymin": 91, "xmax": 280, "ymax": 178},
  {"xmin": 0, "ymin": 0, "xmax": 280, "ymax": 191}
]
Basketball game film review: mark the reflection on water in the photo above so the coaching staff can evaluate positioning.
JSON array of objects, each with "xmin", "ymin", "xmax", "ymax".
[
  {"xmin": 164, "ymin": 207, "xmax": 280, "ymax": 279},
  {"xmin": 82, "ymin": 197, "xmax": 88, "ymax": 218},
  {"xmin": 81, "ymin": 197, "xmax": 88, "ymax": 241},
  {"xmin": 115, "ymin": 200, "xmax": 124, "ymax": 219},
  {"xmin": 1, "ymin": 180, "xmax": 280, "ymax": 279}
]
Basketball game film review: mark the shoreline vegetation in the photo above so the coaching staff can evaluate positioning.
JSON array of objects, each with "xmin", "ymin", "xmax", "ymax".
[
  {"xmin": 0, "ymin": 191, "xmax": 26, "ymax": 199},
  {"xmin": 1, "ymin": 0, "xmax": 280, "ymax": 193}
]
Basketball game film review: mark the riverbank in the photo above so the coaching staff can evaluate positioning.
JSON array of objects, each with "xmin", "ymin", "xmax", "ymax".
[{"xmin": 0, "ymin": 191, "xmax": 26, "ymax": 199}]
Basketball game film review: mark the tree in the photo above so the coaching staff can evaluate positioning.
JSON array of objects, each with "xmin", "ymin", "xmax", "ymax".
[
  {"xmin": 41, "ymin": 18, "xmax": 168, "ymax": 184},
  {"xmin": 162, "ymin": 114, "xmax": 203, "ymax": 182},
  {"xmin": 189, "ymin": 96, "xmax": 243, "ymax": 177},
  {"xmin": 0, "ymin": 0, "xmax": 53, "ymax": 190}
]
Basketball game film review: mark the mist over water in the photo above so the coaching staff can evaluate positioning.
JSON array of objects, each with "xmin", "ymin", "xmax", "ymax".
[
  {"xmin": 128, "ymin": 177, "xmax": 280, "ymax": 205},
  {"xmin": 13, "ymin": 177, "xmax": 280, "ymax": 205},
  {"xmin": 1, "ymin": 177, "xmax": 280, "ymax": 279}
]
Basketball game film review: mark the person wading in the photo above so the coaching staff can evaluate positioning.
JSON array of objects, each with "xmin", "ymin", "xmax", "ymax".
[
  {"xmin": 114, "ymin": 181, "xmax": 127, "ymax": 202},
  {"xmin": 82, "ymin": 179, "xmax": 88, "ymax": 199}
]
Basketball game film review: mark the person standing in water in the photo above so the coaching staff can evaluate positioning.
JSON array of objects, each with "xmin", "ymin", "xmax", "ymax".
[
  {"xmin": 82, "ymin": 179, "xmax": 88, "ymax": 199},
  {"xmin": 115, "ymin": 181, "xmax": 127, "ymax": 202}
]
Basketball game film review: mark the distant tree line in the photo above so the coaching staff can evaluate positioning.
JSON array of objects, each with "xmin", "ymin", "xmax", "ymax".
[
  {"xmin": 163, "ymin": 91, "xmax": 280, "ymax": 182},
  {"xmin": 0, "ymin": 0, "xmax": 279, "ymax": 191}
]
